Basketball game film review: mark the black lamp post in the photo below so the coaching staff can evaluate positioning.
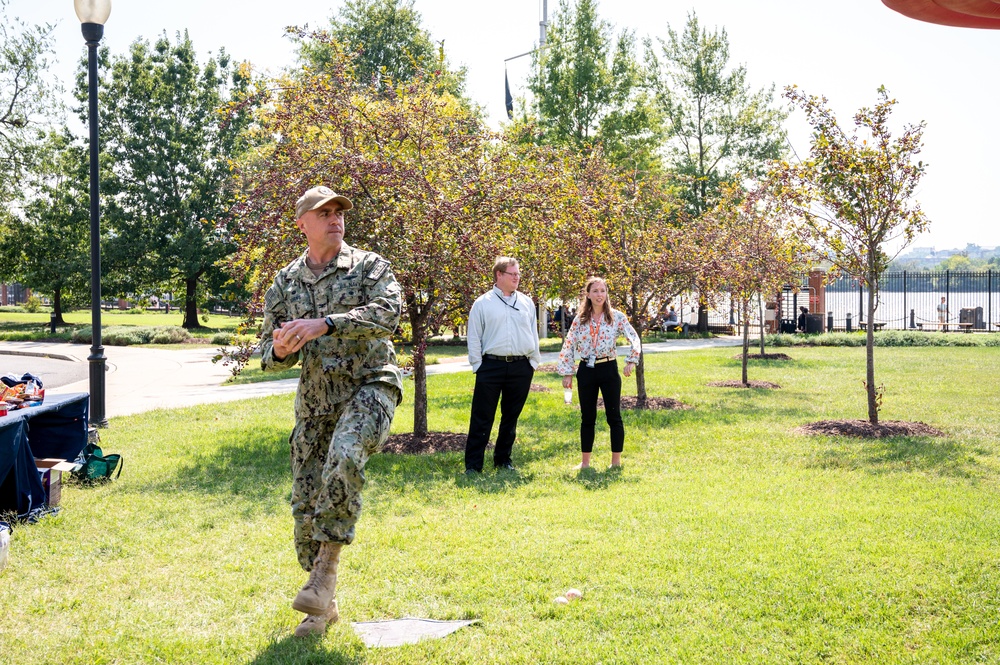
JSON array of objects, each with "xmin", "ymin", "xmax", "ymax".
[{"xmin": 75, "ymin": 0, "xmax": 112, "ymax": 427}]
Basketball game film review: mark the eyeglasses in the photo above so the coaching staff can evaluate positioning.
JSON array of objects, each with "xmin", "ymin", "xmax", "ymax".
[{"xmin": 503, "ymin": 271, "xmax": 521, "ymax": 277}]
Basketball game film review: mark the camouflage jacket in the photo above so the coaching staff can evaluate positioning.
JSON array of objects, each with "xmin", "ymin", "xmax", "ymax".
[{"xmin": 260, "ymin": 244, "xmax": 403, "ymax": 417}]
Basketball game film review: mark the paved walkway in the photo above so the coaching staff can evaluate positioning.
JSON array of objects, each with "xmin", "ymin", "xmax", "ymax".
[{"xmin": 0, "ymin": 336, "xmax": 742, "ymax": 419}]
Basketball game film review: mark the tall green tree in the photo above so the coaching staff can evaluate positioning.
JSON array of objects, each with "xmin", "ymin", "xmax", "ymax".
[
  {"xmin": 528, "ymin": 0, "xmax": 660, "ymax": 172},
  {"xmin": 1, "ymin": 130, "xmax": 92, "ymax": 323},
  {"xmin": 647, "ymin": 12, "xmax": 787, "ymax": 216},
  {"xmin": 0, "ymin": 0, "xmax": 60, "ymax": 204},
  {"xmin": 90, "ymin": 32, "xmax": 256, "ymax": 328},
  {"xmin": 770, "ymin": 86, "xmax": 929, "ymax": 425},
  {"xmin": 294, "ymin": 0, "xmax": 466, "ymax": 96}
]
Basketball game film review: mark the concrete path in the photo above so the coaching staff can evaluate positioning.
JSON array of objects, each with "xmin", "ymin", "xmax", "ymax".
[{"xmin": 0, "ymin": 336, "xmax": 743, "ymax": 419}]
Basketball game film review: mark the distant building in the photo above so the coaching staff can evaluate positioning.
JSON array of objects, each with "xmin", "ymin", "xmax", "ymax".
[{"xmin": 0, "ymin": 283, "xmax": 30, "ymax": 306}]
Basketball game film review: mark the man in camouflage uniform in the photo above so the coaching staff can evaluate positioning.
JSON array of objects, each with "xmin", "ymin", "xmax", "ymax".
[{"xmin": 260, "ymin": 185, "xmax": 403, "ymax": 637}]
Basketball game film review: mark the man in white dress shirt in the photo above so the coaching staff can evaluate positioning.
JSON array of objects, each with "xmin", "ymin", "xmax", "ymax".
[{"xmin": 464, "ymin": 257, "xmax": 541, "ymax": 474}]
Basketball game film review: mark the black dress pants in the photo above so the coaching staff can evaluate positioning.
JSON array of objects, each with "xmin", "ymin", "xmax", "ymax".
[
  {"xmin": 464, "ymin": 357, "xmax": 534, "ymax": 471},
  {"xmin": 577, "ymin": 360, "xmax": 624, "ymax": 453}
]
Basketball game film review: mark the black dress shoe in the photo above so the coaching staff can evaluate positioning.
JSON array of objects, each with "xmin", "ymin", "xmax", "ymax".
[
  {"xmin": 496, "ymin": 461, "xmax": 515, "ymax": 471},
  {"xmin": 464, "ymin": 468, "xmax": 481, "ymax": 476}
]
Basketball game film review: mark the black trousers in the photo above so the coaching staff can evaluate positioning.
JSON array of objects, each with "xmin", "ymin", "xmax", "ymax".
[
  {"xmin": 577, "ymin": 360, "xmax": 624, "ymax": 454},
  {"xmin": 464, "ymin": 357, "xmax": 534, "ymax": 471}
]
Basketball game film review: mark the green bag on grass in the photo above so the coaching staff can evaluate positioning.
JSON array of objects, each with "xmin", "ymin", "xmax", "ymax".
[{"xmin": 72, "ymin": 442, "xmax": 123, "ymax": 481}]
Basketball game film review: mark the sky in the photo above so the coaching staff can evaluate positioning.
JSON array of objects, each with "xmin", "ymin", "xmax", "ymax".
[{"xmin": 10, "ymin": 0, "xmax": 1000, "ymax": 253}]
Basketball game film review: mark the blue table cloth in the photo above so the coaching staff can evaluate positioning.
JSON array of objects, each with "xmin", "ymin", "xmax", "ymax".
[{"xmin": 0, "ymin": 393, "xmax": 89, "ymax": 517}]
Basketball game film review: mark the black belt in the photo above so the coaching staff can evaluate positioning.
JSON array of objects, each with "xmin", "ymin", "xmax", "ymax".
[{"xmin": 483, "ymin": 354, "xmax": 529, "ymax": 362}]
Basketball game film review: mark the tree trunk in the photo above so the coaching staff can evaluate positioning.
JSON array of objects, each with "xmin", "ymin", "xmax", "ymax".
[
  {"xmin": 697, "ymin": 298, "xmax": 708, "ymax": 333},
  {"xmin": 758, "ymin": 293, "xmax": 766, "ymax": 356},
  {"xmin": 182, "ymin": 275, "xmax": 201, "ymax": 329},
  {"xmin": 52, "ymin": 287, "xmax": 67, "ymax": 326},
  {"xmin": 628, "ymin": 291, "xmax": 647, "ymax": 408},
  {"xmin": 409, "ymin": 306, "xmax": 430, "ymax": 438},
  {"xmin": 634, "ymin": 321, "xmax": 647, "ymax": 407},
  {"xmin": 866, "ymin": 279, "xmax": 878, "ymax": 425},
  {"xmin": 742, "ymin": 318, "xmax": 750, "ymax": 386},
  {"xmin": 634, "ymin": 352, "xmax": 647, "ymax": 408}
]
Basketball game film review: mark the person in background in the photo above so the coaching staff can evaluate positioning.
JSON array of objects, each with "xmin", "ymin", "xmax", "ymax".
[
  {"xmin": 557, "ymin": 277, "xmax": 642, "ymax": 470},
  {"xmin": 937, "ymin": 297, "xmax": 948, "ymax": 324},
  {"xmin": 797, "ymin": 306, "xmax": 809, "ymax": 332},
  {"xmin": 464, "ymin": 257, "xmax": 541, "ymax": 474},
  {"xmin": 662, "ymin": 306, "xmax": 680, "ymax": 331},
  {"xmin": 260, "ymin": 185, "xmax": 403, "ymax": 637}
]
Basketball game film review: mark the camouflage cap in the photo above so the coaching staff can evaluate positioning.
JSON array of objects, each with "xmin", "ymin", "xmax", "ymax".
[{"xmin": 295, "ymin": 186, "xmax": 353, "ymax": 219}]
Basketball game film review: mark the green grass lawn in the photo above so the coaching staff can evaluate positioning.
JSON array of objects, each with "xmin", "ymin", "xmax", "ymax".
[{"xmin": 2, "ymin": 347, "xmax": 999, "ymax": 664}]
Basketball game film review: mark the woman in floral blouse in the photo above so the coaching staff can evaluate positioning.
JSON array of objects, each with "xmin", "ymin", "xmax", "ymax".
[{"xmin": 557, "ymin": 277, "xmax": 642, "ymax": 469}]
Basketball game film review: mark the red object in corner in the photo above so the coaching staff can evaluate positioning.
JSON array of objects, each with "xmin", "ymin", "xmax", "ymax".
[{"xmin": 882, "ymin": 0, "xmax": 1000, "ymax": 29}]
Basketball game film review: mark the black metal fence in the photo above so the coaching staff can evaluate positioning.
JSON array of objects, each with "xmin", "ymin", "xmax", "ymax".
[
  {"xmin": 699, "ymin": 271, "xmax": 1000, "ymax": 333},
  {"xmin": 824, "ymin": 271, "xmax": 999, "ymax": 331}
]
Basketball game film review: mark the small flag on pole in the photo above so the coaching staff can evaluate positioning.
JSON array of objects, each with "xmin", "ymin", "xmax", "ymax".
[{"xmin": 504, "ymin": 69, "xmax": 514, "ymax": 119}]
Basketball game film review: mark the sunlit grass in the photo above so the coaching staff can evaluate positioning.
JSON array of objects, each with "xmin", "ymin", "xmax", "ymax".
[{"xmin": 2, "ymin": 347, "xmax": 998, "ymax": 664}]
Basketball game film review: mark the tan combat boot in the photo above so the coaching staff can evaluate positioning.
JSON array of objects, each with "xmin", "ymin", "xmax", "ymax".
[
  {"xmin": 293, "ymin": 599, "xmax": 340, "ymax": 637},
  {"xmin": 292, "ymin": 541, "xmax": 342, "ymax": 615}
]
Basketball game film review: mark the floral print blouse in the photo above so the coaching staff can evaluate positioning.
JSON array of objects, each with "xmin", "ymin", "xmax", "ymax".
[{"xmin": 556, "ymin": 309, "xmax": 642, "ymax": 376}]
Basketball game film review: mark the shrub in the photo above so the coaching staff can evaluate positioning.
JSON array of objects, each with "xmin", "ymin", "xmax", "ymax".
[
  {"xmin": 71, "ymin": 325, "xmax": 192, "ymax": 345},
  {"xmin": 148, "ymin": 326, "xmax": 191, "ymax": 344},
  {"xmin": 767, "ymin": 330, "xmax": 1000, "ymax": 348},
  {"xmin": 0, "ymin": 305, "xmax": 26, "ymax": 313},
  {"xmin": 102, "ymin": 329, "xmax": 144, "ymax": 346},
  {"xmin": 124, "ymin": 307, "xmax": 147, "ymax": 315},
  {"xmin": 24, "ymin": 295, "xmax": 42, "ymax": 313},
  {"xmin": 212, "ymin": 332, "xmax": 258, "ymax": 347}
]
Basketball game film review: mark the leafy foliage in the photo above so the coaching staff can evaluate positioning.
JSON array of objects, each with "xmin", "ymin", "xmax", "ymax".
[
  {"xmin": 708, "ymin": 182, "xmax": 809, "ymax": 385},
  {"xmin": 91, "ymin": 31, "xmax": 258, "ymax": 329},
  {"xmin": 229, "ymin": 37, "xmax": 587, "ymax": 436},
  {"xmin": 294, "ymin": 0, "xmax": 466, "ymax": 97},
  {"xmin": 0, "ymin": 1, "xmax": 61, "ymax": 204},
  {"xmin": 528, "ymin": 0, "xmax": 661, "ymax": 172},
  {"xmin": 0, "ymin": 130, "xmax": 92, "ymax": 322},
  {"xmin": 647, "ymin": 12, "xmax": 787, "ymax": 216},
  {"xmin": 769, "ymin": 86, "xmax": 929, "ymax": 423}
]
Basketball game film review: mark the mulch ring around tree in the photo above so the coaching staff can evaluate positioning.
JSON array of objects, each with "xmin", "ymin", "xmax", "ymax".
[
  {"xmin": 794, "ymin": 420, "xmax": 945, "ymax": 438},
  {"xmin": 536, "ymin": 362, "xmax": 560, "ymax": 373},
  {"xmin": 529, "ymin": 383, "xmax": 552, "ymax": 392},
  {"xmin": 597, "ymin": 396, "xmax": 691, "ymax": 411},
  {"xmin": 707, "ymin": 380, "xmax": 782, "ymax": 389},
  {"xmin": 382, "ymin": 432, "xmax": 471, "ymax": 455},
  {"xmin": 731, "ymin": 353, "xmax": 793, "ymax": 361}
]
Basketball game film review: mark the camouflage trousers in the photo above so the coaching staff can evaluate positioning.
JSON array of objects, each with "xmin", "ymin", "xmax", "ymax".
[{"xmin": 289, "ymin": 383, "xmax": 397, "ymax": 571}]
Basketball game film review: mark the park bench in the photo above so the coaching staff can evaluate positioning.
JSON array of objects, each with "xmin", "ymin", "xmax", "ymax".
[{"xmin": 916, "ymin": 322, "xmax": 973, "ymax": 333}]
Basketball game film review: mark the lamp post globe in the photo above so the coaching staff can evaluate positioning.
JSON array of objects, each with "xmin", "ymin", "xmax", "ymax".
[
  {"xmin": 77, "ymin": 0, "xmax": 111, "ymax": 427},
  {"xmin": 74, "ymin": 0, "xmax": 111, "ymax": 25}
]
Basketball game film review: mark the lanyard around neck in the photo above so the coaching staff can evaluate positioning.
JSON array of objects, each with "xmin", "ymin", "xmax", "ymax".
[
  {"xmin": 589, "ymin": 317, "xmax": 601, "ymax": 351},
  {"xmin": 498, "ymin": 291, "xmax": 519, "ymax": 311}
]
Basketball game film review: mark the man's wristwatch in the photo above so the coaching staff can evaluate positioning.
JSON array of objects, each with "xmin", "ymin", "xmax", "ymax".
[{"xmin": 324, "ymin": 315, "xmax": 335, "ymax": 335}]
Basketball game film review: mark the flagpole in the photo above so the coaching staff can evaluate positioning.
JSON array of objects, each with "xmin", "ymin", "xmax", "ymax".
[{"xmin": 540, "ymin": 0, "xmax": 548, "ymax": 45}]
